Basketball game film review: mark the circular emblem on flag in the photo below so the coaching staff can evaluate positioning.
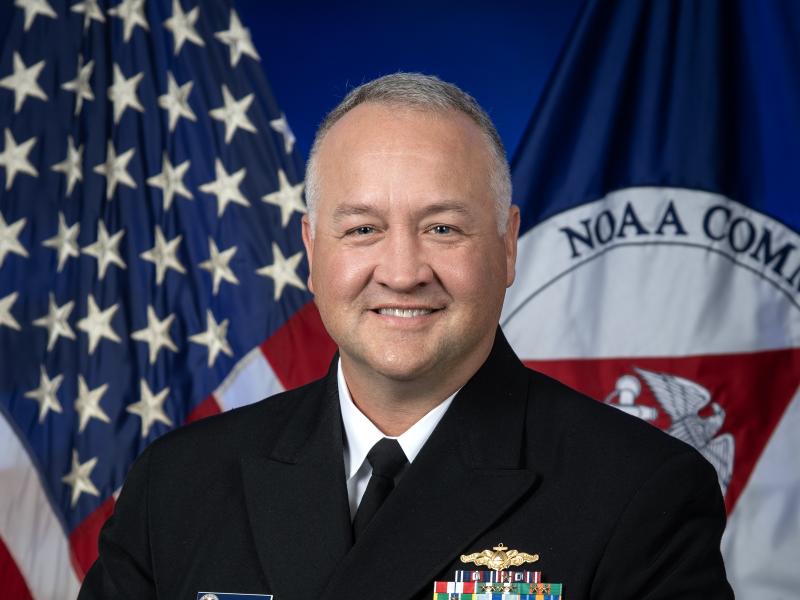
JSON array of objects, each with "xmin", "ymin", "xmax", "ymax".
[
  {"xmin": 502, "ymin": 186, "xmax": 800, "ymax": 517},
  {"xmin": 200, "ymin": 594, "xmax": 219, "ymax": 600}
]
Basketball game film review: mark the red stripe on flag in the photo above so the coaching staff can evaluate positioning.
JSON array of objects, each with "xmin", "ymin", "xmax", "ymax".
[
  {"xmin": 69, "ymin": 496, "xmax": 115, "ymax": 579},
  {"xmin": 524, "ymin": 347, "xmax": 800, "ymax": 513},
  {"xmin": 187, "ymin": 394, "xmax": 222, "ymax": 423},
  {"xmin": 261, "ymin": 301, "xmax": 336, "ymax": 390},
  {"xmin": 0, "ymin": 536, "xmax": 33, "ymax": 599}
]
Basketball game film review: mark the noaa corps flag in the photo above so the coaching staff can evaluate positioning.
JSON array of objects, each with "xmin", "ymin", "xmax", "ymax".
[{"xmin": 502, "ymin": 1, "xmax": 799, "ymax": 597}]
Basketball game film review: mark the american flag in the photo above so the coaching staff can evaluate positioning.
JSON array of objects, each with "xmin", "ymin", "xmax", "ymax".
[{"xmin": 0, "ymin": 0, "xmax": 334, "ymax": 597}]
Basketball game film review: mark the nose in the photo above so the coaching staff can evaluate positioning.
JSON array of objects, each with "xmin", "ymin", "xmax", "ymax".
[{"xmin": 372, "ymin": 229, "xmax": 434, "ymax": 292}]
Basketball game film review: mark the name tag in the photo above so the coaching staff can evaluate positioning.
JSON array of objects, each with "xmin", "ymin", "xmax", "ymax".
[{"xmin": 197, "ymin": 593, "xmax": 273, "ymax": 600}]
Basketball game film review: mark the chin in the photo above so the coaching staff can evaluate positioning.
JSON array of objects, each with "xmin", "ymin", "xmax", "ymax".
[
  {"xmin": 363, "ymin": 346, "xmax": 443, "ymax": 382},
  {"xmin": 372, "ymin": 358, "xmax": 434, "ymax": 382},
  {"xmin": 340, "ymin": 331, "xmax": 485, "ymax": 383}
]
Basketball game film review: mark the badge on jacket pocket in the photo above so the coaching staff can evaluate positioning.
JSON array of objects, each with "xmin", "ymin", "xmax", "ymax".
[{"xmin": 197, "ymin": 593, "xmax": 273, "ymax": 600}]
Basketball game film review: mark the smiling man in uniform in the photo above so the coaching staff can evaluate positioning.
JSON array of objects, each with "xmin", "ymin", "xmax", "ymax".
[
  {"xmin": 302, "ymin": 79, "xmax": 518, "ymax": 439},
  {"xmin": 80, "ymin": 73, "xmax": 733, "ymax": 599}
]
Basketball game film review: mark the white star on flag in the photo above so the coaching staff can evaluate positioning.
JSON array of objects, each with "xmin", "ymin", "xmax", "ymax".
[
  {"xmin": 146, "ymin": 153, "xmax": 192, "ymax": 210},
  {"xmin": 0, "ymin": 128, "xmax": 38, "ymax": 190},
  {"xmin": 61, "ymin": 450, "xmax": 100, "ymax": 506},
  {"xmin": 163, "ymin": 0, "xmax": 204, "ymax": 54},
  {"xmin": 262, "ymin": 169, "xmax": 306, "ymax": 227},
  {"xmin": 108, "ymin": 64, "xmax": 144, "ymax": 124},
  {"xmin": 75, "ymin": 375, "xmax": 110, "ymax": 433},
  {"xmin": 61, "ymin": 55, "xmax": 95, "ymax": 116},
  {"xmin": 199, "ymin": 159, "xmax": 250, "ymax": 217},
  {"xmin": 108, "ymin": 0, "xmax": 149, "ymax": 42},
  {"xmin": 0, "ymin": 211, "xmax": 29, "ymax": 267},
  {"xmin": 256, "ymin": 242, "xmax": 306, "ymax": 300},
  {"xmin": 15, "ymin": 0, "xmax": 57, "ymax": 32},
  {"xmin": 33, "ymin": 293, "xmax": 76, "ymax": 351},
  {"xmin": 214, "ymin": 9, "xmax": 260, "ymax": 67},
  {"xmin": 269, "ymin": 114, "xmax": 296, "ymax": 154},
  {"xmin": 76, "ymin": 294, "xmax": 121, "ymax": 354},
  {"xmin": 199, "ymin": 238, "xmax": 239, "ymax": 295},
  {"xmin": 24, "ymin": 366, "xmax": 63, "ymax": 423},
  {"xmin": 0, "ymin": 52, "xmax": 48, "ymax": 113},
  {"xmin": 189, "ymin": 309, "xmax": 234, "ymax": 367},
  {"xmin": 82, "ymin": 221, "xmax": 127, "ymax": 279},
  {"xmin": 51, "ymin": 135, "xmax": 83, "ymax": 196},
  {"xmin": 42, "ymin": 212, "xmax": 80, "ymax": 272},
  {"xmin": 158, "ymin": 72, "xmax": 196, "ymax": 132},
  {"xmin": 131, "ymin": 305, "xmax": 178, "ymax": 364},
  {"xmin": 140, "ymin": 225, "xmax": 186, "ymax": 284},
  {"xmin": 70, "ymin": 0, "xmax": 105, "ymax": 31},
  {"xmin": 93, "ymin": 140, "xmax": 136, "ymax": 200},
  {"xmin": 0, "ymin": 292, "xmax": 21, "ymax": 331},
  {"xmin": 127, "ymin": 379, "xmax": 173, "ymax": 437},
  {"xmin": 209, "ymin": 85, "xmax": 257, "ymax": 144}
]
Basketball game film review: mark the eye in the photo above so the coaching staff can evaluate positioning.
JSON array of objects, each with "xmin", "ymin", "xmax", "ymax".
[
  {"xmin": 347, "ymin": 225, "xmax": 376, "ymax": 236},
  {"xmin": 429, "ymin": 224, "xmax": 454, "ymax": 235}
]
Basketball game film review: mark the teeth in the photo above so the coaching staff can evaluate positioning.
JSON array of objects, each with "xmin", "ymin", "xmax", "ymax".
[{"xmin": 378, "ymin": 308, "xmax": 433, "ymax": 318}]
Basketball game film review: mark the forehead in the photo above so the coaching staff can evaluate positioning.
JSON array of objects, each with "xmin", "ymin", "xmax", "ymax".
[
  {"xmin": 321, "ymin": 102, "xmax": 488, "ymax": 159},
  {"xmin": 314, "ymin": 103, "xmax": 494, "ymax": 212}
]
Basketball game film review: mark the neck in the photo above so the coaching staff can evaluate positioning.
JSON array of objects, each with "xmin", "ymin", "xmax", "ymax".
[{"xmin": 340, "ymin": 343, "xmax": 493, "ymax": 437}]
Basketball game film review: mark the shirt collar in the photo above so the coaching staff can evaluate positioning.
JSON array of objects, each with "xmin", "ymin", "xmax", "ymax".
[{"xmin": 338, "ymin": 358, "xmax": 456, "ymax": 481}]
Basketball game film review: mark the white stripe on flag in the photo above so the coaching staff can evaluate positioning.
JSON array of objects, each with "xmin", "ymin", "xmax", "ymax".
[
  {"xmin": 213, "ymin": 346, "xmax": 285, "ymax": 411},
  {"xmin": 0, "ymin": 412, "xmax": 81, "ymax": 600},
  {"xmin": 722, "ymin": 384, "xmax": 800, "ymax": 597}
]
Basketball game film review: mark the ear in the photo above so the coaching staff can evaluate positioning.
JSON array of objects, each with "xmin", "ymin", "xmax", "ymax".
[
  {"xmin": 301, "ymin": 215, "xmax": 315, "ymax": 293},
  {"xmin": 504, "ymin": 205, "xmax": 521, "ymax": 287}
]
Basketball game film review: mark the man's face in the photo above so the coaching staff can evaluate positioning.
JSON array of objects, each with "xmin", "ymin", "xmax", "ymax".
[{"xmin": 303, "ymin": 103, "xmax": 519, "ymax": 385}]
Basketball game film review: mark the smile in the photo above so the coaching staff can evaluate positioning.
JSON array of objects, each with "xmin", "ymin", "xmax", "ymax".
[{"xmin": 375, "ymin": 307, "xmax": 439, "ymax": 318}]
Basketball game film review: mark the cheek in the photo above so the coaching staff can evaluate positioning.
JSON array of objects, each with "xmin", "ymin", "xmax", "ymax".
[
  {"xmin": 434, "ymin": 246, "xmax": 508, "ymax": 305},
  {"xmin": 435, "ymin": 253, "xmax": 495, "ymax": 296},
  {"xmin": 313, "ymin": 249, "xmax": 373, "ymax": 303}
]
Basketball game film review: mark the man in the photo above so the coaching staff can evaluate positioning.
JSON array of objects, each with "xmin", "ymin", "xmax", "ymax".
[{"xmin": 80, "ymin": 74, "xmax": 733, "ymax": 599}]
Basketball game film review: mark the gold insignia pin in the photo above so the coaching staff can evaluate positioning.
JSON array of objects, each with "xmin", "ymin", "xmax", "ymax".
[{"xmin": 460, "ymin": 542, "xmax": 539, "ymax": 572}]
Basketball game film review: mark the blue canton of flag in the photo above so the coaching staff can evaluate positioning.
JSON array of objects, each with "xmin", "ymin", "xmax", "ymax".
[{"xmin": 0, "ymin": 1, "xmax": 331, "ymax": 597}]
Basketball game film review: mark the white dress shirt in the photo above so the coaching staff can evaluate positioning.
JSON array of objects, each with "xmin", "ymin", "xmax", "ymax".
[{"xmin": 337, "ymin": 359, "xmax": 456, "ymax": 519}]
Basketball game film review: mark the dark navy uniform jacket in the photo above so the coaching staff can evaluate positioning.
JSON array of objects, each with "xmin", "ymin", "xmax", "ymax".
[{"xmin": 79, "ymin": 330, "xmax": 733, "ymax": 599}]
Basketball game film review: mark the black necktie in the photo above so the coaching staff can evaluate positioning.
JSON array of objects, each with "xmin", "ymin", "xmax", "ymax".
[{"xmin": 352, "ymin": 438, "xmax": 408, "ymax": 539}]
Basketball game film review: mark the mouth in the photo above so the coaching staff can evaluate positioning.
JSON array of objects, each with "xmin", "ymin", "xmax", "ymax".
[{"xmin": 372, "ymin": 306, "xmax": 443, "ymax": 318}]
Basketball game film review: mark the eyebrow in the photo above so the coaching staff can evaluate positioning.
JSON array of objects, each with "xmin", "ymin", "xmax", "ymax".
[
  {"xmin": 331, "ymin": 200, "xmax": 473, "ymax": 223},
  {"xmin": 331, "ymin": 203, "xmax": 376, "ymax": 222}
]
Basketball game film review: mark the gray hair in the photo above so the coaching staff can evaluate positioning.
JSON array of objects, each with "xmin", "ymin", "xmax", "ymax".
[{"xmin": 304, "ymin": 73, "xmax": 512, "ymax": 234}]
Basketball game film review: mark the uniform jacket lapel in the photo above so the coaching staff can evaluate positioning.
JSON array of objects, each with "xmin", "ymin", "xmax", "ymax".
[
  {"xmin": 321, "ymin": 330, "xmax": 539, "ymax": 600},
  {"xmin": 240, "ymin": 366, "xmax": 353, "ymax": 600}
]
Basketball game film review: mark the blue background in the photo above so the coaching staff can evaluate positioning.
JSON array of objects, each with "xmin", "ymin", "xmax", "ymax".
[{"xmin": 235, "ymin": 0, "xmax": 583, "ymax": 164}]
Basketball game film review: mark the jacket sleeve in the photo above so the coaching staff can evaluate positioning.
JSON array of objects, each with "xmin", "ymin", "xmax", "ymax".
[
  {"xmin": 591, "ymin": 449, "xmax": 734, "ymax": 599},
  {"xmin": 78, "ymin": 446, "xmax": 156, "ymax": 599}
]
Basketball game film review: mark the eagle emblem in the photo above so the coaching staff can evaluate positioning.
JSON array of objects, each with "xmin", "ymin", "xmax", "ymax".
[
  {"xmin": 607, "ymin": 368, "xmax": 735, "ymax": 495},
  {"xmin": 460, "ymin": 543, "xmax": 539, "ymax": 572}
]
